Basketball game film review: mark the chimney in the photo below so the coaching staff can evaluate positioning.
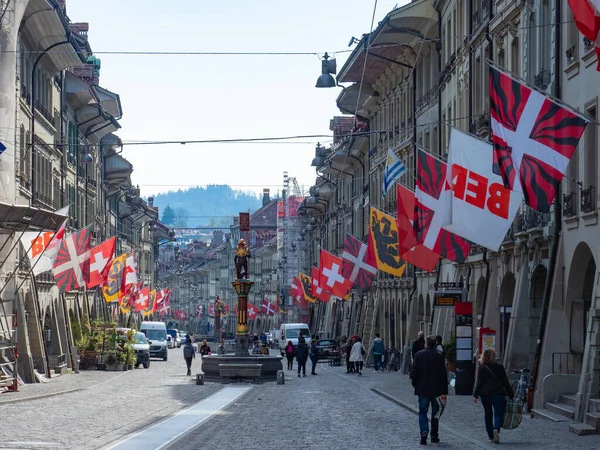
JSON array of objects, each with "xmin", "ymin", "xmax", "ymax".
[
  {"xmin": 148, "ymin": 196, "xmax": 154, "ymax": 207},
  {"xmin": 262, "ymin": 188, "xmax": 270, "ymax": 206}
]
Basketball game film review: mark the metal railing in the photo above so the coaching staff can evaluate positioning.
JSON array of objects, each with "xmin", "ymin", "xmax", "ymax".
[
  {"xmin": 581, "ymin": 186, "xmax": 595, "ymax": 213},
  {"xmin": 563, "ymin": 191, "xmax": 576, "ymax": 217}
]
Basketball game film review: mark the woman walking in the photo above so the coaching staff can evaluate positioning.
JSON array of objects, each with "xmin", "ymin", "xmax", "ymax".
[
  {"xmin": 349, "ymin": 336, "xmax": 365, "ymax": 376},
  {"xmin": 473, "ymin": 348, "xmax": 514, "ymax": 444},
  {"xmin": 284, "ymin": 340, "xmax": 295, "ymax": 370},
  {"xmin": 345, "ymin": 338, "xmax": 354, "ymax": 374},
  {"xmin": 199, "ymin": 339, "xmax": 211, "ymax": 357}
]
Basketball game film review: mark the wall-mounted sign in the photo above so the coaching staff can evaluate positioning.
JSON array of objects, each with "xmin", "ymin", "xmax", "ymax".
[
  {"xmin": 434, "ymin": 291, "xmax": 462, "ymax": 307},
  {"xmin": 435, "ymin": 281, "xmax": 464, "ymax": 289}
]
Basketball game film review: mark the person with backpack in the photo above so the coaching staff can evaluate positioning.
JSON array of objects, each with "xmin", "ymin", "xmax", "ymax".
[
  {"xmin": 435, "ymin": 335, "xmax": 445, "ymax": 357},
  {"xmin": 183, "ymin": 338, "xmax": 196, "ymax": 376},
  {"xmin": 370, "ymin": 333, "xmax": 385, "ymax": 372},
  {"xmin": 295, "ymin": 337, "xmax": 309, "ymax": 377},
  {"xmin": 284, "ymin": 340, "xmax": 295, "ymax": 370}
]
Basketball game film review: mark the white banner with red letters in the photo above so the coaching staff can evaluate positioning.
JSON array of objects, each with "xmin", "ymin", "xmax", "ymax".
[{"xmin": 444, "ymin": 128, "xmax": 523, "ymax": 251}]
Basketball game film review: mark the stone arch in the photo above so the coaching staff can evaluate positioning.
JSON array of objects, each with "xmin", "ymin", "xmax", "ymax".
[
  {"xmin": 566, "ymin": 242, "xmax": 596, "ymax": 372},
  {"xmin": 498, "ymin": 272, "xmax": 516, "ymax": 355}
]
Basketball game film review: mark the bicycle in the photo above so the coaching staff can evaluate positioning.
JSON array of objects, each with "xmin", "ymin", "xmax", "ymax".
[{"xmin": 511, "ymin": 368, "xmax": 530, "ymax": 407}]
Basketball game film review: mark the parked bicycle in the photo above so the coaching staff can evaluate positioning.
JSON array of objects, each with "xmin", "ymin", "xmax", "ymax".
[{"xmin": 511, "ymin": 368, "xmax": 531, "ymax": 407}]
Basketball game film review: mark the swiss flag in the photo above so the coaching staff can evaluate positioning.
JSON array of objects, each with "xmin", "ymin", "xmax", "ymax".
[
  {"xmin": 319, "ymin": 250, "xmax": 351, "ymax": 298},
  {"xmin": 87, "ymin": 237, "xmax": 116, "ymax": 288},
  {"xmin": 311, "ymin": 267, "xmax": 331, "ymax": 302},
  {"xmin": 248, "ymin": 303, "xmax": 259, "ymax": 320},
  {"xmin": 290, "ymin": 277, "xmax": 306, "ymax": 307},
  {"xmin": 175, "ymin": 310, "xmax": 187, "ymax": 320},
  {"xmin": 134, "ymin": 287, "xmax": 150, "ymax": 313},
  {"xmin": 397, "ymin": 184, "xmax": 440, "ymax": 272}
]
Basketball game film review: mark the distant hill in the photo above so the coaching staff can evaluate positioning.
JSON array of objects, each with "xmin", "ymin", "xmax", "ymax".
[{"xmin": 151, "ymin": 185, "xmax": 265, "ymax": 228}]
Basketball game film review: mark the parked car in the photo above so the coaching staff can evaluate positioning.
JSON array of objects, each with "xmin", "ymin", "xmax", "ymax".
[
  {"xmin": 178, "ymin": 330, "xmax": 189, "ymax": 343},
  {"xmin": 315, "ymin": 339, "xmax": 338, "ymax": 360},
  {"xmin": 133, "ymin": 332, "xmax": 151, "ymax": 369}
]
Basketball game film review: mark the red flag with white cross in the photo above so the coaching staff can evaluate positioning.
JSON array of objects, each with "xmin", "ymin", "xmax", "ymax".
[
  {"xmin": 134, "ymin": 287, "xmax": 150, "ymax": 313},
  {"xmin": 52, "ymin": 227, "xmax": 92, "ymax": 293},
  {"xmin": 248, "ymin": 303, "xmax": 259, "ymax": 321},
  {"xmin": 489, "ymin": 65, "xmax": 588, "ymax": 212},
  {"xmin": 318, "ymin": 250, "xmax": 351, "ymax": 298},
  {"xmin": 311, "ymin": 266, "xmax": 331, "ymax": 303},
  {"xmin": 87, "ymin": 237, "xmax": 116, "ymax": 288}
]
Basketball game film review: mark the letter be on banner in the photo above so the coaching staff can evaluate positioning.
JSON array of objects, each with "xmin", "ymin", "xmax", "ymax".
[{"xmin": 446, "ymin": 127, "xmax": 523, "ymax": 251}]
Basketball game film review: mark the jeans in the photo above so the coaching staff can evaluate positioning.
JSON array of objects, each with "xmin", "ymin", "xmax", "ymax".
[
  {"xmin": 481, "ymin": 394, "xmax": 505, "ymax": 438},
  {"xmin": 418, "ymin": 395, "xmax": 440, "ymax": 438},
  {"xmin": 286, "ymin": 356, "xmax": 293, "ymax": 370},
  {"xmin": 185, "ymin": 357, "xmax": 193, "ymax": 374},
  {"xmin": 373, "ymin": 353, "xmax": 382, "ymax": 371},
  {"xmin": 297, "ymin": 361, "xmax": 306, "ymax": 375},
  {"xmin": 354, "ymin": 361, "xmax": 362, "ymax": 374},
  {"xmin": 310, "ymin": 356, "xmax": 318, "ymax": 374}
]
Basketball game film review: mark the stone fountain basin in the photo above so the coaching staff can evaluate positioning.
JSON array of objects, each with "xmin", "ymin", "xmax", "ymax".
[{"xmin": 200, "ymin": 354, "xmax": 283, "ymax": 383}]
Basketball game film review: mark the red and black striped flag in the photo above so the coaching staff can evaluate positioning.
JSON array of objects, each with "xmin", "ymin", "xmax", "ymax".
[{"xmin": 489, "ymin": 65, "xmax": 588, "ymax": 212}]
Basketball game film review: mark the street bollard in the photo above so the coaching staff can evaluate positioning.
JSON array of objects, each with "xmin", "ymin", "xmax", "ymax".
[
  {"xmin": 276, "ymin": 370, "xmax": 285, "ymax": 385},
  {"xmin": 196, "ymin": 373, "xmax": 204, "ymax": 385}
]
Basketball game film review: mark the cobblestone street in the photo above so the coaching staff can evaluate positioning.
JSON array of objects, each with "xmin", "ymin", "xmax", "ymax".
[{"xmin": 2, "ymin": 353, "xmax": 600, "ymax": 449}]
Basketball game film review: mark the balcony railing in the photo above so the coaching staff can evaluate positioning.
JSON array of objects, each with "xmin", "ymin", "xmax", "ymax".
[
  {"xmin": 416, "ymin": 85, "xmax": 439, "ymax": 111},
  {"xmin": 533, "ymin": 69, "xmax": 551, "ymax": 90},
  {"xmin": 581, "ymin": 186, "xmax": 596, "ymax": 213},
  {"xmin": 563, "ymin": 191, "xmax": 576, "ymax": 217},
  {"xmin": 34, "ymin": 100, "xmax": 55, "ymax": 128},
  {"xmin": 514, "ymin": 206, "xmax": 550, "ymax": 233}
]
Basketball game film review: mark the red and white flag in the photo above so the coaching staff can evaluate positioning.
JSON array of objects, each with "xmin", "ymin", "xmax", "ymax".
[
  {"xmin": 568, "ymin": 0, "xmax": 600, "ymax": 71},
  {"xmin": 265, "ymin": 302, "xmax": 276, "ymax": 316},
  {"xmin": 134, "ymin": 287, "xmax": 150, "ymax": 313},
  {"xmin": 490, "ymin": 65, "xmax": 588, "ymax": 212},
  {"xmin": 20, "ymin": 206, "xmax": 69, "ymax": 276},
  {"xmin": 415, "ymin": 150, "xmax": 470, "ymax": 263},
  {"xmin": 122, "ymin": 253, "xmax": 138, "ymax": 294},
  {"xmin": 87, "ymin": 237, "xmax": 116, "ymax": 288},
  {"xmin": 319, "ymin": 250, "xmax": 351, "ymax": 298},
  {"xmin": 197, "ymin": 304, "xmax": 203, "ymax": 318},
  {"xmin": 341, "ymin": 233, "xmax": 377, "ymax": 290},
  {"xmin": 290, "ymin": 277, "xmax": 305, "ymax": 307},
  {"xmin": 397, "ymin": 184, "xmax": 440, "ymax": 272},
  {"xmin": 52, "ymin": 227, "xmax": 92, "ymax": 292},
  {"xmin": 311, "ymin": 267, "xmax": 331, "ymax": 303},
  {"xmin": 248, "ymin": 303, "xmax": 259, "ymax": 321},
  {"xmin": 175, "ymin": 310, "xmax": 187, "ymax": 320},
  {"xmin": 261, "ymin": 299, "xmax": 269, "ymax": 313}
]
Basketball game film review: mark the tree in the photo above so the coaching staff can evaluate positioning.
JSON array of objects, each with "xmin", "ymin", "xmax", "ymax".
[
  {"xmin": 162, "ymin": 205, "xmax": 176, "ymax": 225},
  {"xmin": 174, "ymin": 208, "xmax": 189, "ymax": 228}
]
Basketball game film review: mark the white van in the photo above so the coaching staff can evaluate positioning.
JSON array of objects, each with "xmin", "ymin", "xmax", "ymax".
[
  {"xmin": 279, "ymin": 323, "xmax": 311, "ymax": 356},
  {"xmin": 140, "ymin": 321, "xmax": 168, "ymax": 361}
]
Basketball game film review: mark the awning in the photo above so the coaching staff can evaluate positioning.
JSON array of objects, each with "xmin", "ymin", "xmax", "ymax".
[
  {"xmin": 338, "ymin": 0, "xmax": 437, "ymax": 85},
  {"xmin": 104, "ymin": 153, "xmax": 133, "ymax": 189},
  {"xmin": 23, "ymin": 0, "xmax": 85, "ymax": 72},
  {"xmin": 0, "ymin": 203, "xmax": 68, "ymax": 233},
  {"xmin": 337, "ymin": 83, "xmax": 378, "ymax": 117},
  {"xmin": 65, "ymin": 71, "xmax": 95, "ymax": 111},
  {"xmin": 86, "ymin": 115, "xmax": 121, "ymax": 142},
  {"xmin": 93, "ymin": 86, "xmax": 122, "ymax": 119}
]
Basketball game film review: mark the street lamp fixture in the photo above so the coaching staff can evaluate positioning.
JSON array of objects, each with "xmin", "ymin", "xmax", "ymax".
[
  {"xmin": 81, "ymin": 152, "xmax": 94, "ymax": 164},
  {"xmin": 315, "ymin": 52, "xmax": 337, "ymax": 88}
]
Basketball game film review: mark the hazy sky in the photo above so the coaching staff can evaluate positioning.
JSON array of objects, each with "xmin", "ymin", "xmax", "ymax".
[{"xmin": 67, "ymin": 0, "xmax": 407, "ymax": 197}]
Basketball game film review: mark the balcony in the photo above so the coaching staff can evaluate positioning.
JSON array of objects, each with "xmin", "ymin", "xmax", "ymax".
[
  {"xmin": 34, "ymin": 100, "xmax": 55, "ymax": 129},
  {"xmin": 563, "ymin": 192, "xmax": 577, "ymax": 217},
  {"xmin": 533, "ymin": 69, "xmax": 551, "ymax": 91},
  {"xmin": 514, "ymin": 206, "xmax": 550, "ymax": 233},
  {"xmin": 416, "ymin": 85, "xmax": 439, "ymax": 112},
  {"xmin": 581, "ymin": 186, "xmax": 596, "ymax": 214}
]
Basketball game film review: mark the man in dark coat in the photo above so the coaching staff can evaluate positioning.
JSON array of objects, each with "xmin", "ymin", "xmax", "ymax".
[
  {"xmin": 412, "ymin": 331, "xmax": 425, "ymax": 360},
  {"xmin": 295, "ymin": 337, "xmax": 309, "ymax": 377},
  {"xmin": 411, "ymin": 335, "xmax": 448, "ymax": 446}
]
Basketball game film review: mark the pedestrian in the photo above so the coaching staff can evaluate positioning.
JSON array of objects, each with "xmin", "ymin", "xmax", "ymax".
[
  {"xmin": 199, "ymin": 339, "xmax": 211, "ymax": 356},
  {"xmin": 370, "ymin": 332, "xmax": 385, "ymax": 372},
  {"xmin": 349, "ymin": 336, "xmax": 365, "ymax": 376},
  {"xmin": 218, "ymin": 339, "xmax": 226, "ymax": 355},
  {"xmin": 473, "ymin": 348, "xmax": 514, "ymax": 444},
  {"xmin": 345, "ymin": 338, "xmax": 354, "ymax": 374},
  {"xmin": 309, "ymin": 339, "xmax": 319, "ymax": 375},
  {"xmin": 435, "ymin": 335, "xmax": 445, "ymax": 356},
  {"xmin": 411, "ymin": 335, "xmax": 448, "ymax": 445},
  {"xmin": 182, "ymin": 338, "xmax": 196, "ymax": 376},
  {"xmin": 295, "ymin": 337, "xmax": 309, "ymax": 377},
  {"xmin": 285, "ymin": 340, "xmax": 295, "ymax": 370},
  {"xmin": 260, "ymin": 342, "xmax": 269, "ymax": 355},
  {"xmin": 412, "ymin": 331, "xmax": 425, "ymax": 360}
]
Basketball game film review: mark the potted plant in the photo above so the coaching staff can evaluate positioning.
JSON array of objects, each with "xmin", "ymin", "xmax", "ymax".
[
  {"xmin": 105, "ymin": 350, "xmax": 119, "ymax": 370},
  {"xmin": 444, "ymin": 334, "xmax": 457, "ymax": 372}
]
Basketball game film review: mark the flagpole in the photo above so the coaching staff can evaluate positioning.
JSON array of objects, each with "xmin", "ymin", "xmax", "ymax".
[{"xmin": 0, "ymin": 229, "xmax": 43, "ymax": 297}]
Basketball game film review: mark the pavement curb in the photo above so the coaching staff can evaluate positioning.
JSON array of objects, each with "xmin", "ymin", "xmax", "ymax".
[
  {"xmin": 371, "ymin": 387, "xmax": 419, "ymax": 414},
  {"xmin": 0, "ymin": 387, "xmax": 85, "ymax": 405}
]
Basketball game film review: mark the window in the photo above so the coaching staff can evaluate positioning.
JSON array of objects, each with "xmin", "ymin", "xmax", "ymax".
[
  {"xmin": 584, "ymin": 104, "xmax": 597, "ymax": 192},
  {"xmin": 528, "ymin": 13, "xmax": 537, "ymax": 83},
  {"xmin": 566, "ymin": 6, "xmax": 578, "ymax": 64},
  {"xmin": 474, "ymin": 56, "xmax": 482, "ymax": 116},
  {"xmin": 511, "ymin": 38, "xmax": 520, "ymax": 76},
  {"xmin": 498, "ymin": 48, "xmax": 505, "ymax": 69},
  {"xmin": 540, "ymin": 0, "xmax": 552, "ymax": 74},
  {"xmin": 67, "ymin": 122, "xmax": 77, "ymax": 165},
  {"xmin": 19, "ymin": 126, "xmax": 28, "ymax": 179}
]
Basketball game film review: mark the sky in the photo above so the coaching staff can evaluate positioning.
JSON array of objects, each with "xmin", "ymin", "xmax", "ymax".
[{"xmin": 66, "ymin": 0, "xmax": 408, "ymax": 198}]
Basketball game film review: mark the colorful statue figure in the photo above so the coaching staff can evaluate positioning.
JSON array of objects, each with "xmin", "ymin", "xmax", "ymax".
[{"xmin": 234, "ymin": 239, "xmax": 251, "ymax": 279}]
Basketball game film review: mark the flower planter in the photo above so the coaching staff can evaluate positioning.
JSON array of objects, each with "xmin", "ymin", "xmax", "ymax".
[{"xmin": 106, "ymin": 364, "xmax": 124, "ymax": 371}]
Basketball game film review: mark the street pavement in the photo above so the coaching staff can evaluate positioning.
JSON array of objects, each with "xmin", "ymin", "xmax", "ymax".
[{"xmin": 2, "ymin": 350, "xmax": 600, "ymax": 449}]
